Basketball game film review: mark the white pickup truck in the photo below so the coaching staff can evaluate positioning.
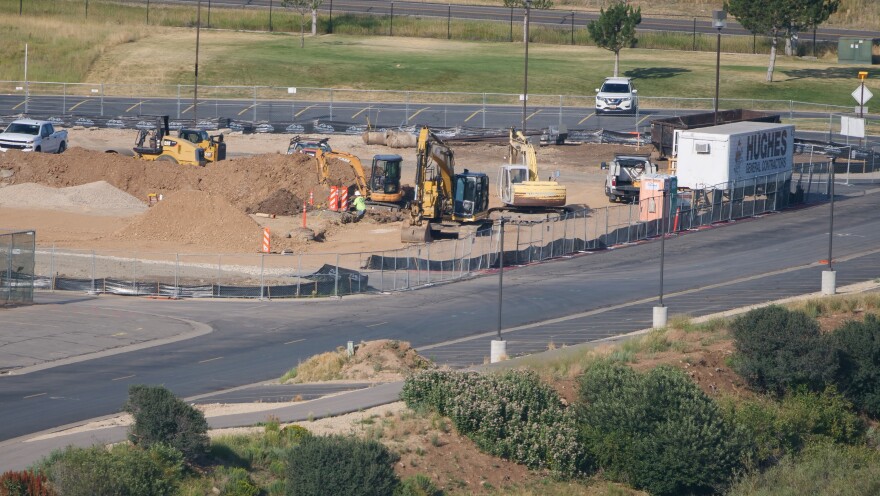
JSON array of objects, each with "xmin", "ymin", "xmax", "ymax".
[{"xmin": 0, "ymin": 119, "xmax": 68, "ymax": 153}]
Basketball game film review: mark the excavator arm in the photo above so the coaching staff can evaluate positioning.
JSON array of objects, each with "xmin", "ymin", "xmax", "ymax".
[
  {"xmin": 509, "ymin": 128, "xmax": 539, "ymax": 181},
  {"xmin": 313, "ymin": 150, "xmax": 370, "ymax": 197},
  {"xmin": 410, "ymin": 126, "xmax": 455, "ymax": 224}
]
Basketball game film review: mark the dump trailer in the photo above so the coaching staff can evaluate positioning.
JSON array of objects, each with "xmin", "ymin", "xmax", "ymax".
[
  {"xmin": 673, "ymin": 122, "xmax": 794, "ymax": 191},
  {"xmin": 651, "ymin": 109, "xmax": 781, "ymax": 159}
]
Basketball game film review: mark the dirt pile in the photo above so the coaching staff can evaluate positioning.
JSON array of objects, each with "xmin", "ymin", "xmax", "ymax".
[
  {"xmin": 286, "ymin": 339, "xmax": 434, "ymax": 384},
  {"xmin": 115, "ymin": 190, "xmax": 264, "ymax": 252},
  {"xmin": 0, "ymin": 181, "xmax": 146, "ymax": 215},
  {"xmin": 0, "ymin": 148, "xmax": 363, "ymax": 215}
]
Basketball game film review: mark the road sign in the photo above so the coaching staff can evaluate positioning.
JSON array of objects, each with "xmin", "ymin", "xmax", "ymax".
[
  {"xmin": 852, "ymin": 86, "xmax": 873, "ymax": 105},
  {"xmin": 840, "ymin": 115, "xmax": 865, "ymax": 138}
]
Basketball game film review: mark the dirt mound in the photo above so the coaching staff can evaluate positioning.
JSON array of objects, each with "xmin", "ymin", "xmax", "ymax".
[
  {"xmin": 0, "ymin": 148, "xmax": 364, "ymax": 214},
  {"xmin": 286, "ymin": 339, "xmax": 434, "ymax": 384},
  {"xmin": 0, "ymin": 181, "xmax": 146, "ymax": 215},
  {"xmin": 249, "ymin": 188, "xmax": 306, "ymax": 216},
  {"xmin": 115, "ymin": 190, "xmax": 263, "ymax": 252}
]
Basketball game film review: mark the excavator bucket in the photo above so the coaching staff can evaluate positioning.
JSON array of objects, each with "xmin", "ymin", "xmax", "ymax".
[{"xmin": 401, "ymin": 224, "xmax": 432, "ymax": 243}]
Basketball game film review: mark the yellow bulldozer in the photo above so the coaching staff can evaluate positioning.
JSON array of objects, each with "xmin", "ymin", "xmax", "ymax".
[
  {"xmin": 132, "ymin": 116, "xmax": 206, "ymax": 166},
  {"xmin": 178, "ymin": 128, "xmax": 226, "ymax": 162}
]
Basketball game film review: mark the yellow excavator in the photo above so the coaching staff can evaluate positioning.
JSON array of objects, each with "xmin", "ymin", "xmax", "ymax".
[
  {"xmin": 178, "ymin": 128, "xmax": 226, "ymax": 163},
  {"xmin": 131, "ymin": 116, "xmax": 206, "ymax": 166},
  {"xmin": 312, "ymin": 149, "xmax": 406, "ymax": 205},
  {"xmin": 497, "ymin": 128, "xmax": 566, "ymax": 210},
  {"xmin": 401, "ymin": 126, "xmax": 490, "ymax": 243}
]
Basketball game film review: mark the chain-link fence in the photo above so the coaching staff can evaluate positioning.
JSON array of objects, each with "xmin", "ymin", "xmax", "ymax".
[
  {"xmin": 31, "ymin": 161, "xmax": 844, "ymax": 299},
  {"xmin": 0, "ymin": 230, "xmax": 36, "ymax": 305}
]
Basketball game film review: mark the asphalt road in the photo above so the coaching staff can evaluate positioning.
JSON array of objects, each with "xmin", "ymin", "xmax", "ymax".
[
  {"xmin": 121, "ymin": 0, "xmax": 879, "ymax": 42},
  {"xmin": 1, "ymin": 187, "xmax": 879, "ymax": 442}
]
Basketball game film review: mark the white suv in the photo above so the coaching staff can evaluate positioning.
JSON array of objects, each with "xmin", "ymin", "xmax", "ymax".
[{"xmin": 595, "ymin": 77, "xmax": 638, "ymax": 115}]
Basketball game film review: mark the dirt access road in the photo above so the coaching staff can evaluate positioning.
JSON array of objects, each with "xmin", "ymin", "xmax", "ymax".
[{"xmin": 0, "ymin": 128, "xmax": 651, "ymax": 255}]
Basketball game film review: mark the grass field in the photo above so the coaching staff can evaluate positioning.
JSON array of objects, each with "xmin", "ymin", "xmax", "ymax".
[{"xmin": 0, "ymin": 0, "xmax": 877, "ymax": 107}]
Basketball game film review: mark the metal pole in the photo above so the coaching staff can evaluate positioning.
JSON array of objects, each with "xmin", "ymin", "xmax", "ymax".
[
  {"xmin": 194, "ymin": 0, "xmax": 202, "ymax": 127},
  {"xmin": 448, "ymin": 5, "xmax": 451, "ymax": 39},
  {"xmin": 659, "ymin": 191, "xmax": 666, "ymax": 306},
  {"xmin": 147, "ymin": 0, "xmax": 150, "ymax": 24},
  {"xmin": 571, "ymin": 12, "xmax": 574, "ymax": 45},
  {"xmin": 19, "ymin": 0, "xmax": 22, "ymax": 15},
  {"xmin": 269, "ymin": 0, "xmax": 273, "ymax": 31},
  {"xmin": 522, "ymin": 0, "xmax": 530, "ymax": 132},
  {"xmin": 812, "ymin": 27, "xmax": 817, "ymax": 58},
  {"xmin": 497, "ymin": 219, "xmax": 506, "ymax": 341},
  {"xmin": 329, "ymin": 0, "xmax": 333, "ymax": 33},
  {"xmin": 334, "ymin": 253, "xmax": 339, "ymax": 296},
  {"xmin": 260, "ymin": 253, "xmax": 265, "ymax": 300},
  {"xmin": 390, "ymin": 3, "xmax": 394, "ymax": 36},
  {"xmin": 85, "ymin": 0, "xmax": 89, "ymax": 18},
  {"xmin": 860, "ymin": 80, "xmax": 866, "ymax": 118},
  {"xmin": 714, "ymin": 27, "xmax": 721, "ymax": 125},
  {"xmin": 692, "ymin": 17, "xmax": 696, "ymax": 51},
  {"xmin": 208, "ymin": 0, "xmax": 211, "ymax": 28},
  {"xmin": 828, "ymin": 159, "xmax": 835, "ymax": 271},
  {"xmin": 509, "ymin": 7, "xmax": 513, "ymax": 42},
  {"xmin": 24, "ymin": 43, "xmax": 28, "ymax": 115}
]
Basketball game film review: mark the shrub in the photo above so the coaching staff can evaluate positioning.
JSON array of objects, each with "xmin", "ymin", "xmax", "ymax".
[
  {"xmin": 830, "ymin": 314, "xmax": 880, "ymax": 418},
  {"xmin": 215, "ymin": 467, "xmax": 260, "ymax": 496},
  {"xmin": 402, "ymin": 370, "xmax": 587, "ymax": 476},
  {"xmin": 727, "ymin": 441, "xmax": 880, "ymax": 496},
  {"xmin": 39, "ymin": 444, "xmax": 182, "ymax": 496},
  {"xmin": 123, "ymin": 384, "xmax": 209, "ymax": 462},
  {"xmin": 285, "ymin": 435, "xmax": 399, "ymax": 496},
  {"xmin": 730, "ymin": 306, "xmax": 837, "ymax": 396},
  {"xmin": 0, "ymin": 471, "xmax": 54, "ymax": 496},
  {"xmin": 725, "ymin": 386, "xmax": 865, "ymax": 466},
  {"xmin": 393, "ymin": 474, "xmax": 442, "ymax": 496},
  {"xmin": 578, "ymin": 361, "xmax": 746, "ymax": 496}
]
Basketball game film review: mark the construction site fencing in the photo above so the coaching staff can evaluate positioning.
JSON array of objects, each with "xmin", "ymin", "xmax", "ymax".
[
  {"xmin": 30, "ymin": 162, "xmax": 844, "ymax": 299},
  {"xmin": 0, "ymin": 230, "xmax": 36, "ymax": 305}
]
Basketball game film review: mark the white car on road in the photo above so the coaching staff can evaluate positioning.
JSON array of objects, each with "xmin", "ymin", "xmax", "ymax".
[
  {"xmin": 595, "ymin": 77, "xmax": 638, "ymax": 115},
  {"xmin": 0, "ymin": 119, "xmax": 68, "ymax": 153}
]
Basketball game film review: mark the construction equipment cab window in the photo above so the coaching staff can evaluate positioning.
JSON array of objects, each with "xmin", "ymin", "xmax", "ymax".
[
  {"xmin": 371, "ymin": 155, "xmax": 402, "ymax": 194},
  {"xmin": 454, "ymin": 172, "xmax": 488, "ymax": 219}
]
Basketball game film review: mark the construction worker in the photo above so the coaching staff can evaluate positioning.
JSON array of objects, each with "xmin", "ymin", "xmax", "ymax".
[{"xmin": 352, "ymin": 190, "xmax": 366, "ymax": 220}]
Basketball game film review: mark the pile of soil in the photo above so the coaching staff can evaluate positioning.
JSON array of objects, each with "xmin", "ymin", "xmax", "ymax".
[
  {"xmin": 115, "ymin": 190, "xmax": 264, "ymax": 252},
  {"xmin": 249, "ymin": 188, "xmax": 307, "ymax": 216},
  {"xmin": 0, "ymin": 148, "xmax": 362, "ymax": 215},
  {"xmin": 342, "ymin": 339, "xmax": 434, "ymax": 381},
  {"xmin": 0, "ymin": 181, "xmax": 146, "ymax": 215}
]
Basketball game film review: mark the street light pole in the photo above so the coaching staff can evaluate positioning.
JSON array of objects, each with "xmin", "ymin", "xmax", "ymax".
[
  {"xmin": 653, "ymin": 189, "xmax": 668, "ymax": 328},
  {"xmin": 194, "ymin": 0, "xmax": 202, "ymax": 127},
  {"xmin": 522, "ymin": 0, "xmax": 531, "ymax": 133},
  {"xmin": 712, "ymin": 9, "xmax": 726, "ymax": 126},
  {"xmin": 822, "ymin": 157, "xmax": 836, "ymax": 294},
  {"xmin": 492, "ymin": 218, "xmax": 508, "ymax": 363}
]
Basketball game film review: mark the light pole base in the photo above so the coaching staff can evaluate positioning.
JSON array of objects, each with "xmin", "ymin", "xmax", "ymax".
[
  {"xmin": 490, "ymin": 339, "xmax": 507, "ymax": 363},
  {"xmin": 822, "ymin": 270, "xmax": 836, "ymax": 296},
  {"xmin": 653, "ymin": 306, "xmax": 668, "ymax": 329}
]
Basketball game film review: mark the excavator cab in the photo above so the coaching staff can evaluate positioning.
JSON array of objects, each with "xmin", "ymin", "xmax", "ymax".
[
  {"xmin": 452, "ymin": 171, "xmax": 489, "ymax": 222},
  {"xmin": 370, "ymin": 154, "xmax": 403, "ymax": 203}
]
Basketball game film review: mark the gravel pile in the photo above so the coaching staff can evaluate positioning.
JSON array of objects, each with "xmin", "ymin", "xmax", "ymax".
[{"xmin": 0, "ymin": 181, "xmax": 146, "ymax": 215}]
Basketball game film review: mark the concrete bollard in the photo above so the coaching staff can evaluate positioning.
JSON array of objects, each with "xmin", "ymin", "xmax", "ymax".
[
  {"xmin": 490, "ymin": 339, "xmax": 507, "ymax": 363},
  {"xmin": 653, "ymin": 305, "xmax": 668, "ymax": 329},
  {"xmin": 822, "ymin": 270, "xmax": 836, "ymax": 296}
]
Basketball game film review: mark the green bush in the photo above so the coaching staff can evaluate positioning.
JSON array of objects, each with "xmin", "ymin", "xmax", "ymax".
[
  {"xmin": 0, "ymin": 470, "xmax": 54, "ymax": 496},
  {"xmin": 123, "ymin": 384, "xmax": 209, "ymax": 462},
  {"xmin": 39, "ymin": 444, "xmax": 183, "ymax": 496},
  {"xmin": 578, "ymin": 361, "xmax": 746, "ymax": 496},
  {"xmin": 727, "ymin": 441, "xmax": 880, "ymax": 496},
  {"xmin": 285, "ymin": 435, "xmax": 399, "ymax": 496},
  {"xmin": 393, "ymin": 474, "xmax": 442, "ymax": 496},
  {"xmin": 730, "ymin": 306, "xmax": 837, "ymax": 396},
  {"xmin": 215, "ymin": 467, "xmax": 260, "ymax": 496},
  {"xmin": 402, "ymin": 370, "xmax": 586, "ymax": 476},
  {"xmin": 725, "ymin": 386, "xmax": 865, "ymax": 466},
  {"xmin": 831, "ymin": 314, "xmax": 880, "ymax": 418}
]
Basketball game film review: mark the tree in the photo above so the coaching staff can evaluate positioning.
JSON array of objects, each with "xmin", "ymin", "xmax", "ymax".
[
  {"xmin": 587, "ymin": 1, "xmax": 641, "ymax": 77},
  {"xmin": 503, "ymin": 0, "xmax": 554, "ymax": 43},
  {"xmin": 282, "ymin": 0, "xmax": 322, "ymax": 48},
  {"xmin": 726, "ymin": 0, "xmax": 837, "ymax": 81},
  {"xmin": 123, "ymin": 385, "xmax": 209, "ymax": 462}
]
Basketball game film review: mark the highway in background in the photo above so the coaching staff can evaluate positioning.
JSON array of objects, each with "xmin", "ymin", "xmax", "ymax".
[{"xmin": 118, "ymin": 0, "xmax": 879, "ymax": 42}]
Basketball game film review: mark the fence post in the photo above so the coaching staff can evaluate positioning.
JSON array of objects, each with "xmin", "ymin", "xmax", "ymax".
[
  {"xmin": 692, "ymin": 18, "xmax": 696, "ymax": 51},
  {"xmin": 447, "ymin": 5, "xmax": 451, "ymax": 39},
  {"xmin": 329, "ymin": 88, "xmax": 334, "ymax": 121},
  {"xmin": 132, "ymin": 251, "xmax": 137, "ymax": 296},
  {"xmin": 260, "ymin": 253, "xmax": 266, "ymax": 300},
  {"xmin": 427, "ymin": 242, "xmax": 432, "ymax": 284},
  {"xmin": 217, "ymin": 254, "xmax": 221, "ymax": 298},
  {"xmin": 405, "ymin": 91, "xmax": 410, "ymax": 125},
  {"xmin": 175, "ymin": 253, "xmax": 180, "ymax": 298},
  {"xmin": 50, "ymin": 244, "xmax": 56, "ymax": 292},
  {"xmin": 91, "ymin": 250, "xmax": 96, "ymax": 294},
  {"xmin": 253, "ymin": 86, "xmax": 258, "ymax": 122},
  {"xmin": 177, "ymin": 84, "xmax": 181, "ymax": 118},
  {"xmin": 559, "ymin": 95, "xmax": 564, "ymax": 129},
  {"xmin": 100, "ymin": 83, "xmax": 104, "ymax": 116},
  {"xmin": 63, "ymin": 83, "xmax": 66, "ymax": 114},
  {"xmin": 482, "ymin": 93, "xmax": 487, "ymax": 128},
  {"xmin": 334, "ymin": 253, "xmax": 339, "ymax": 297},
  {"xmin": 296, "ymin": 253, "xmax": 302, "ymax": 297}
]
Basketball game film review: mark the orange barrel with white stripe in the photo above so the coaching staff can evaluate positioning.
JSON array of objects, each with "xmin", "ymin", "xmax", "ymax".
[
  {"xmin": 261, "ymin": 227, "xmax": 271, "ymax": 253},
  {"xmin": 329, "ymin": 186, "xmax": 338, "ymax": 211},
  {"xmin": 339, "ymin": 187, "xmax": 349, "ymax": 211}
]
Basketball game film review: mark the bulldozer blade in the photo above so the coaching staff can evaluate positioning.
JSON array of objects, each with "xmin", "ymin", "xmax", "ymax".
[{"xmin": 401, "ymin": 225, "xmax": 432, "ymax": 243}]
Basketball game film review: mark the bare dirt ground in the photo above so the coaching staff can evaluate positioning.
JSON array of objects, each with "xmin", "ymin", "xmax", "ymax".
[{"xmin": 0, "ymin": 128, "xmax": 651, "ymax": 255}]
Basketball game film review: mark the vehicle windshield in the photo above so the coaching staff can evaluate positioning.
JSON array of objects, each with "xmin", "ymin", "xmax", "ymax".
[
  {"xmin": 5, "ymin": 123, "xmax": 39, "ymax": 135},
  {"xmin": 600, "ymin": 83, "xmax": 631, "ymax": 94},
  {"xmin": 509, "ymin": 169, "xmax": 528, "ymax": 184},
  {"xmin": 376, "ymin": 159, "xmax": 401, "ymax": 180}
]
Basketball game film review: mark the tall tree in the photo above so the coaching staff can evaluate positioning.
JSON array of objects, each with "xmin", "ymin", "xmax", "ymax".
[
  {"xmin": 503, "ymin": 0, "xmax": 553, "ymax": 43},
  {"xmin": 282, "ymin": 0, "xmax": 322, "ymax": 47},
  {"xmin": 587, "ymin": 1, "xmax": 642, "ymax": 77},
  {"xmin": 727, "ymin": 0, "xmax": 836, "ymax": 81}
]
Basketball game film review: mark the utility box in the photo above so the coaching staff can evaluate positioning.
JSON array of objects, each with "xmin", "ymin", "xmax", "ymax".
[
  {"xmin": 838, "ymin": 38, "xmax": 874, "ymax": 65},
  {"xmin": 639, "ymin": 174, "xmax": 677, "ymax": 222}
]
